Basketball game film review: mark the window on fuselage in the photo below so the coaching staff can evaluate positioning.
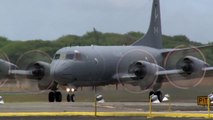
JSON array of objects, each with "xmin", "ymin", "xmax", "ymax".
[{"xmin": 66, "ymin": 54, "xmax": 75, "ymax": 59}]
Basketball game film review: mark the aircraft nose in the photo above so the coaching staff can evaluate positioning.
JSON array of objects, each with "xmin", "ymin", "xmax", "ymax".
[
  {"xmin": 51, "ymin": 61, "xmax": 73, "ymax": 82},
  {"xmin": 53, "ymin": 66, "xmax": 63, "ymax": 80}
]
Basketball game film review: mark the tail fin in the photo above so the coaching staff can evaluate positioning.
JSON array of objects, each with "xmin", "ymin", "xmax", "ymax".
[{"xmin": 132, "ymin": 0, "xmax": 163, "ymax": 49}]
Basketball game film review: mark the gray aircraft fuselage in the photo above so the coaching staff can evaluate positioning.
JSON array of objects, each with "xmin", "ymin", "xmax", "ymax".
[
  {"xmin": 49, "ymin": 0, "xmax": 164, "ymax": 89},
  {"xmin": 4, "ymin": 0, "xmax": 213, "ymax": 103},
  {"xmin": 51, "ymin": 46, "xmax": 163, "ymax": 88}
]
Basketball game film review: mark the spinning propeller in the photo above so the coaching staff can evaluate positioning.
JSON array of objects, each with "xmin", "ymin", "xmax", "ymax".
[
  {"xmin": 116, "ymin": 49, "xmax": 159, "ymax": 94},
  {"xmin": 0, "ymin": 51, "xmax": 13, "ymax": 88},
  {"xmin": 164, "ymin": 45, "xmax": 206, "ymax": 89},
  {"xmin": 14, "ymin": 50, "xmax": 54, "ymax": 91}
]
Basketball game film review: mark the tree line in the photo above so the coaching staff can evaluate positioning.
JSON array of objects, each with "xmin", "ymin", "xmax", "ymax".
[{"xmin": 0, "ymin": 30, "xmax": 212, "ymax": 65}]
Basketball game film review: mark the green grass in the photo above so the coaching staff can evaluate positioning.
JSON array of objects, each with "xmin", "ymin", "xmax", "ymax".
[
  {"xmin": 1, "ymin": 78, "xmax": 213, "ymax": 103},
  {"xmin": 0, "ymin": 86, "xmax": 212, "ymax": 103}
]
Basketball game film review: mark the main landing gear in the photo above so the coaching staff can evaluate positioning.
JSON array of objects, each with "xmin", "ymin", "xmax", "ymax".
[
  {"xmin": 48, "ymin": 91, "xmax": 62, "ymax": 102},
  {"xmin": 149, "ymin": 90, "xmax": 163, "ymax": 102}
]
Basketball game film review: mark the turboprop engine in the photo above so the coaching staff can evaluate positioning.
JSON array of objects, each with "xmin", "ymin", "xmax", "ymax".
[
  {"xmin": 128, "ymin": 61, "xmax": 163, "ymax": 90},
  {"xmin": 178, "ymin": 56, "xmax": 209, "ymax": 77},
  {"xmin": 27, "ymin": 61, "xmax": 56, "ymax": 90}
]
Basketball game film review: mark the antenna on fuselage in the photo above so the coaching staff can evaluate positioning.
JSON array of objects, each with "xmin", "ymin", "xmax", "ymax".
[{"xmin": 93, "ymin": 27, "xmax": 100, "ymax": 45}]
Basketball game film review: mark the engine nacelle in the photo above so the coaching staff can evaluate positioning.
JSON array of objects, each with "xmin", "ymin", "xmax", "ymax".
[
  {"xmin": 178, "ymin": 56, "xmax": 209, "ymax": 76},
  {"xmin": 27, "ymin": 61, "xmax": 56, "ymax": 90},
  {"xmin": 128, "ymin": 61, "xmax": 163, "ymax": 90},
  {"xmin": 0, "ymin": 59, "xmax": 16, "ymax": 79}
]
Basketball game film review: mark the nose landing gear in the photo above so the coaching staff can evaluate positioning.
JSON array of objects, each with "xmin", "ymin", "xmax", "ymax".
[
  {"xmin": 67, "ymin": 94, "xmax": 75, "ymax": 102},
  {"xmin": 66, "ymin": 88, "xmax": 76, "ymax": 102}
]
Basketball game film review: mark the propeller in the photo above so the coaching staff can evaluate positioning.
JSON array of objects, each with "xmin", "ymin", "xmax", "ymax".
[
  {"xmin": 164, "ymin": 45, "xmax": 206, "ymax": 89},
  {"xmin": 0, "ymin": 51, "xmax": 11, "ymax": 88},
  {"xmin": 116, "ymin": 49, "xmax": 158, "ymax": 94},
  {"xmin": 15, "ymin": 50, "xmax": 53, "ymax": 92}
]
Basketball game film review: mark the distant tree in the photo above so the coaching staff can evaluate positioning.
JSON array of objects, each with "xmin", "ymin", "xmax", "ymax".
[{"xmin": 0, "ymin": 32, "xmax": 212, "ymax": 65}]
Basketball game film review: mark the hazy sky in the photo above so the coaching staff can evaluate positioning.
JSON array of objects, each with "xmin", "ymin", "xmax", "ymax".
[{"xmin": 0, "ymin": 0, "xmax": 212, "ymax": 43}]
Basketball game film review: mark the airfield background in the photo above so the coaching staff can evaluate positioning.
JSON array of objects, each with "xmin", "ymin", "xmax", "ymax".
[
  {"xmin": 0, "ymin": 31, "xmax": 212, "ymax": 64},
  {"xmin": 0, "ymin": 31, "xmax": 212, "ymax": 102}
]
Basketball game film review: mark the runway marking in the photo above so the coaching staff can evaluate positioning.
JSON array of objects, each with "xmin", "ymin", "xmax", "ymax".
[
  {"xmin": 97, "ymin": 105, "xmax": 115, "ymax": 109},
  {"xmin": 0, "ymin": 112, "xmax": 212, "ymax": 118}
]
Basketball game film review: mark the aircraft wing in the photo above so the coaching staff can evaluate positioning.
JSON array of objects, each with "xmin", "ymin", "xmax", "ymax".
[
  {"xmin": 155, "ymin": 67, "xmax": 213, "ymax": 89},
  {"xmin": 157, "ymin": 67, "xmax": 213, "ymax": 79},
  {"xmin": 8, "ymin": 61, "xmax": 50, "ymax": 81},
  {"xmin": 159, "ymin": 67, "xmax": 213, "ymax": 76},
  {"xmin": 158, "ymin": 45, "xmax": 213, "ymax": 82},
  {"xmin": 9, "ymin": 70, "xmax": 33, "ymax": 76},
  {"xmin": 116, "ymin": 66, "xmax": 213, "ymax": 85},
  {"xmin": 0, "ymin": 59, "xmax": 17, "ymax": 79},
  {"xmin": 8, "ymin": 61, "xmax": 54, "ymax": 91},
  {"xmin": 115, "ymin": 55, "xmax": 213, "ymax": 86},
  {"xmin": 157, "ymin": 69, "xmax": 183, "ymax": 76},
  {"xmin": 161, "ymin": 44, "xmax": 213, "ymax": 57}
]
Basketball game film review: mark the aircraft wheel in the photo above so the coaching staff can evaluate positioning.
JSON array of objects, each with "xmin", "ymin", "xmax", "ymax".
[
  {"xmin": 156, "ymin": 91, "xmax": 163, "ymax": 102},
  {"xmin": 67, "ymin": 94, "xmax": 71, "ymax": 102},
  {"xmin": 71, "ymin": 94, "xmax": 75, "ymax": 102},
  {"xmin": 149, "ymin": 91, "xmax": 155, "ymax": 98},
  {"xmin": 149, "ymin": 91, "xmax": 155, "ymax": 101},
  {"xmin": 55, "ymin": 91, "xmax": 62, "ymax": 102},
  {"xmin": 48, "ymin": 91, "xmax": 55, "ymax": 102},
  {"xmin": 67, "ymin": 94, "xmax": 75, "ymax": 102}
]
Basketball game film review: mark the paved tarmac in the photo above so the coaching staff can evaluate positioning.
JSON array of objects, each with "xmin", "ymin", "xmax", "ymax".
[
  {"xmin": 0, "ymin": 116, "xmax": 206, "ymax": 120},
  {"xmin": 0, "ymin": 102, "xmax": 208, "ymax": 112},
  {"xmin": 0, "ymin": 102, "xmax": 212, "ymax": 120}
]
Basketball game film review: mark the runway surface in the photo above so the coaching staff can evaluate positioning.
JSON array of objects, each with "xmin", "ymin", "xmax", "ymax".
[
  {"xmin": 0, "ymin": 116, "xmax": 204, "ymax": 120},
  {"xmin": 0, "ymin": 102, "xmax": 206, "ymax": 112},
  {"xmin": 0, "ymin": 102, "xmax": 212, "ymax": 120},
  {"xmin": 0, "ymin": 116, "xmax": 206, "ymax": 120}
]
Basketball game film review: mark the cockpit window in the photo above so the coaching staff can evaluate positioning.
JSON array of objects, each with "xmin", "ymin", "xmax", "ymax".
[
  {"xmin": 74, "ymin": 50, "xmax": 81, "ymax": 60},
  {"xmin": 54, "ymin": 54, "xmax": 60, "ymax": 59},
  {"xmin": 54, "ymin": 50, "xmax": 81, "ymax": 60},
  {"xmin": 66, "ymin": 54, "xmax": 74, "ymax": 59}
]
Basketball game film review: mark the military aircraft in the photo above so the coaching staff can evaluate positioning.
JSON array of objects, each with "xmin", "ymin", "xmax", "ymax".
[{"xmin": 1, "ymin": 0, "xmax": 213, "ymax": 102}]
